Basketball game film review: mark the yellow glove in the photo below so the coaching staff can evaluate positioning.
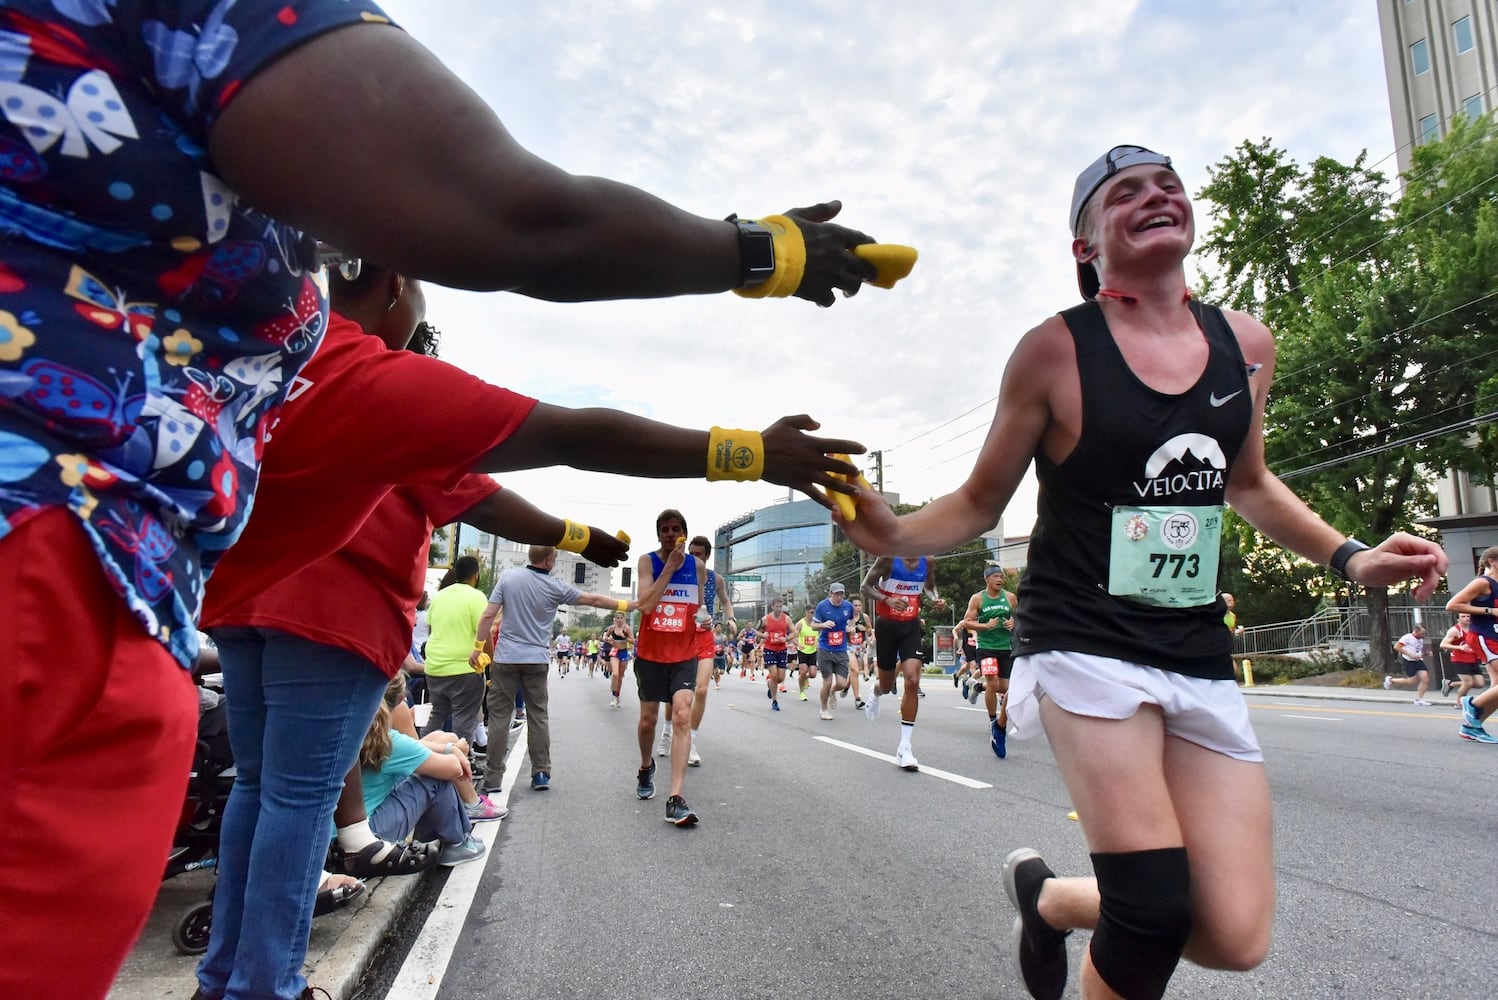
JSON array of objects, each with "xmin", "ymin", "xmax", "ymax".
[{"xmin": 852, "ymin": 244, "xmax": 918, "ymax": 289}]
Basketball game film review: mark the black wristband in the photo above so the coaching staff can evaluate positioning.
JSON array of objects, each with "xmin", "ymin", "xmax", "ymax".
[
  {"xmin": 726, "ymin": 214, "xmax": 776, "ymax": 288},
  {"xmin": 1329, "ymin": 538, "xmax": 1370, "ymax": 582}
]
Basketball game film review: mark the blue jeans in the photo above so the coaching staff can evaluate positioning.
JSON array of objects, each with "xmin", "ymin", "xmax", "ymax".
[{"xmin": 197, "ymin": 627, "xmax": 387, "ymax": 1000}]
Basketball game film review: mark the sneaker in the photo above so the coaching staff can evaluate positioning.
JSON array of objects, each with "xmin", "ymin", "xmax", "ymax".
[
  {"xmin": 508, "ymin": 720, "xmax": 524, "ymax": 734},
  {"xmin": 664, "ymin": 795, "xmax": 698, "ymax": 827},
  {"xmin": 961, "ymin": 678, "xmax": 971, "ymax": 700},
  {"xmin": 799, "ymin": 690, "xmax": 808, "ymax": 701},
  {"xmin": 895, "ymin": 746, "xmax": 919, "ymax": 771},
  {"xmin": 839, "ymin": 683, "xmax": 850, "ymax": 700},
  {"xmin": 864, "ymin": 694, "xmax": 880, "ymax": 722},
  {"xmin": 474, "ymin": 722, "xmax": 488, "ymax": 747},
  {"xmin": 1413, "ymin": 698, "xmax": 1432, "ymax": 707},
  {"xmin": 991, "ymin": 719, "xmax": 1007, "ymax": 759},
  {"xmin": 1462, "ymin": 695, "xmax": 1483, "ymax": 728},
  {"xmin": 464, "ymin": 795, "xmax": 508, "ymax": 822},
  {"xmin": 968, "ymin": 682, "xmax": 983, "ymax": 705},
  {"xmin": 531, "ymin": 771, "xmax": 550, "ymax": 790},
  {"xmin": 513, "ymin": 711, "xmax": 526, "ymax": 723},
  {"xmin": 854, "ymin": 699, "xmax": 866, "ymax": 710},
  {"xmin": 767, "ymin": 687, "xmax": 773, "ymax": 701},
  {"xmin": 657, "ymin": 729, "xmax": 672, "ymax": 757},
  {"xmin": 1382, "ymin": 675, "xmax": 1392, "ymax": 690},
  {"xmin": 1460, "ymin": 724, "xmax": 1498, "ymax": 744},
  {"xmin": 688, "ymin": 742, "xmax": 701, "ymax": 767},
  {"xmin": 819, "ymin": 709, "xmax": 833, "ymax": 721},
  {"xmin": 779, "ymin": 685, "xmax": 787, "ymax": 692},
  {"xmin": 771, "ymin": 700, "xmax": 780, "ymax": 711},
  {"xmin": 954, "ymin": 673, "xmax": 960, "ymax": 688},
  {"xmin": 437, "ymin": 834, "xmax": 487, "ymax": 867},
  {"xmin": 636, "ymin": 760, "xmax": 656, "ymax": 800},
  {"xmin": 1003, "ymin": 848, "xmax": 1070, "ymax": 1000},
  {"xmin": 1441, "ymin": 678, "xmax": 1453, "ymax": 697},
  {"xmin": 609, "ymin": 696, "xmax": 620, "ymax": 708}
]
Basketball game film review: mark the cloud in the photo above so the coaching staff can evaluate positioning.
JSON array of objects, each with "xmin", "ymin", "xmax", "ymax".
[{"xmin": 377, "ymin": 0, "xmax": 1395, "ymax": 561}]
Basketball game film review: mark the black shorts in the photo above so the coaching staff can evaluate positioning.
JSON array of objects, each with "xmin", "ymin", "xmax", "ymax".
[
  {"xmin": 1400, "ymin": 656, "xmax": 1426, "ymax": 678},
  {"xmin": 876, "ymin": 617, "xmax": 924, "ymax": 671},
  {"xmin": 796, "ymin": 650, "xmax": 817, "ymax": 667},
  {"xmin": 976, "ymin": 649, "xmax": 1014, "ymax": 681},
  {"xmin": 634, "ymin": 657, "xmax": 696, "ymax": 703}
]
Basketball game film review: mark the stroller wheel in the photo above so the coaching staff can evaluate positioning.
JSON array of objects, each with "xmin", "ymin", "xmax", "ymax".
[{"xmin": 172, "ymin": 899, "xmax": 213, "ymax": 955}]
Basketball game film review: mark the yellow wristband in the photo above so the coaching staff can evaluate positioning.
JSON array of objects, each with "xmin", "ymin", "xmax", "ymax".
[
  {"xmin": 616, "ymin": 599, "xmax": 628, "ymax": 612},
  {"xmin": 558, "ymin": 518, "xmax": 590, "ymax": 553},
  {"xmin": 706, "ymin": 426, "xmax": 765, "ymax": 482},
  {"xmin": 473, "ymin": 640, "xmax": 486, "ymax": 651},
  {"xmin": 732, "ymin": 215, "xmax": 806, "ymax": 299}
]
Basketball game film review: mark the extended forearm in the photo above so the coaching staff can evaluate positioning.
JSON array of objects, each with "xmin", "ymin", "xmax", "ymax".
[
  {"xmin": 461, "ymin": 489, "xmax": 563, "ymax": 545},
  {"xmin": 478, "ymin": 405, "xmax": 706, "ymax": 476}
]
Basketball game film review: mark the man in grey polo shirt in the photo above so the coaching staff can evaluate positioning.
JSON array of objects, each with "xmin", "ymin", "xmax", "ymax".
[{"xmin": 471, "ymin": 544, "xmax": 655, "ymax": 793}]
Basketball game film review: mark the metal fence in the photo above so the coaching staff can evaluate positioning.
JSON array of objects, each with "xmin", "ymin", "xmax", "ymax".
[{"xmin": 1235, "ymin": 595, "xmax": 1470, "ymax": 675}]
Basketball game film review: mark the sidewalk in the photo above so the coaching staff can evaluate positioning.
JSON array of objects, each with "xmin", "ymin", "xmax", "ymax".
[
  {"xmin": 107, "ymin": 863, "xmax": 432, "ymax": 1000},
  {"xmin": 1238, "ymin": 681, "xmax": 1464, "ymax": 707}
]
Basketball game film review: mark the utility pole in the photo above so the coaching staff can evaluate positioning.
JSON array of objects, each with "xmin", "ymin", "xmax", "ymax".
[{"xmin": 873, "ymin": 450, "xmax": 885, "ymax": 494}]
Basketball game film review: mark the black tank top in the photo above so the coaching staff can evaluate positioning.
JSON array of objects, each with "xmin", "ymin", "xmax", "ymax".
[{"xmin": 1014, "ymin": 301, "xmax": 1252, "ymax": 679}]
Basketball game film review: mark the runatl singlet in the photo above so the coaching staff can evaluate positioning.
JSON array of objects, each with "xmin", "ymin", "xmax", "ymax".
[
  {"xmin": 1014, "ymin": 301, "xmax": 1252, "ymax": 679},
  {"xmin": 875, "ymin": 557, "xmax": 927, "ymax": 622}
]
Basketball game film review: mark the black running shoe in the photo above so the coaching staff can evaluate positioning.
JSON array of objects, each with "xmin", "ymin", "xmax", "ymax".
[
  {"xmin": 636, "ymin": 760, "xmax": 656, "ymax": 800},
  {"xmin": 1002, "ymin": 847, "xmax": 1069, "ymax": 1000},
  {"xmin": 664, "ymin": 794, "xmax": 698, "ymax": 827}
]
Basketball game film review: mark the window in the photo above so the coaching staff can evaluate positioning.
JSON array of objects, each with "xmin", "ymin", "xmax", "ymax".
[
  {"xmin": 1453, "ymin": 16, "xmax": 1474, "ymax": 54},
  {"xmin": 1411, "ymin": 38, "xmax": 1430, "ymax": 76},
  {"xmin": 1419, "ymin": 113, "xmax": 1441, "ymax": 143},
  {"xmin": 1465, "ymin": 93, "xmax": 1485, "ymax": 121}
]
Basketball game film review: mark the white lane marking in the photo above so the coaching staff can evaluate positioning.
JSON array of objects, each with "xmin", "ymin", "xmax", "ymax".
[
  {"xmin": 383, "ymin": 726, "xmax": 527, "ymax": 1000},
  {"xmin": 812, "ymin": 736, "xmax": 993, "ymax": 789},
  {"xmin": 952, "ymin": 705, "xmax": 988, "ymax": 713},
  {"xmin": 1278, "ymin": 714, "xmax": 1342, "ymax": 722}
]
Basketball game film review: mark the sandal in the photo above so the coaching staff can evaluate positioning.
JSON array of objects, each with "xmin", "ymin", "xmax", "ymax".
[
  {"xmin": 334, "ymin": 837, "xmax": 439, "ymax": 878},
  {"xmin": 313, "ymin": 873, "xmax": 365, "ymax": 916}
]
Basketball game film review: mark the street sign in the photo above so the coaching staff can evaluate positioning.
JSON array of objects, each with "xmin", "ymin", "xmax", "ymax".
[{"xmin": 725, "ymin": 574, "xmax": 762, "ymax": 582}]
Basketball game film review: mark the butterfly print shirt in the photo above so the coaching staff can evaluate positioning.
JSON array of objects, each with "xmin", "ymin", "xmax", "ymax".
[{"xmin": 0, "ymin": 0, "xmax": 393, "ymax": 667}]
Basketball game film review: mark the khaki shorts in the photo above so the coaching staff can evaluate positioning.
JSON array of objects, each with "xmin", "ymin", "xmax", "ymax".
[{"xmin": 1007, "ymin": 649, "xmax": 1262, "ymax": 763}]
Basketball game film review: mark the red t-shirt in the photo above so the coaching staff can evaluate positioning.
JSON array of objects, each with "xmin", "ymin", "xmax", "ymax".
[
  {"xmin": 206, "ymin": 475, "xmax": 499, "ymax": 676},
  {"xmin": 204, "ymin": 312, "xmax": 536, "ymax": 625}
]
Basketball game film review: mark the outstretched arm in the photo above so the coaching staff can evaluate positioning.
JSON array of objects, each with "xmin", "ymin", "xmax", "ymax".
[
  {"xmin": 1221, "ymin": 311, "xmax": 1445, "ymax": 598},
  {"xmin": 476, "ymin": 409, "xmax": 863, "ymax": 512},
  {"xmin": 458, "ymin": 489, "xmax": 628, "ymax": 567},
  {"xmin": 210, "ymin": 25, "xmax": 875, "ymax": 303}
]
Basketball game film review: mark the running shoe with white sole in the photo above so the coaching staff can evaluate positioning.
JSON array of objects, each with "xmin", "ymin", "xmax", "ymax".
[
  {"xmin": 437, "ymin": 834, "xmax": 487, "ymax": 867},
  {"xmin": 1460, "ymin": 724, "xmax": 1498, "ymax": 743},
  {"xmin": 1413, "ymin": 698, "xmax": 1432, "ymax": 706},
  {"xmin": 1382, "ymin": 675, "xmax": 1392, "ymax": 690},
  {"xmin": 819, "ymin": 709, "xmax": 833, "ymax": 721},
  {"xmin": 864, "ymin": 694, "xmax": 880, "ymax": 722},
  {"xmin": 1002, "ymin": 848, "xmax": 1069, "ymax": 1000},
  {"xmin": 657, "ymin": 729, "xmax": 672, "ymax": 757},
  {"xmin": 968, "ymin": 683, "xmax": 983, "ymax": 705},
  {"xmin": 636, "ymin": 760, "xmax": 656, "ymax": 800},
  {"xmin": 688, "ymin": 742, "xmax": 701, "ymax": 767},
  {"xmin": 895, "ymin": 746, "xmax": 919, "ymax": 771},
  {"xmin": 664, "ymin": 795, "xmax": 698, "ymax": 827}
]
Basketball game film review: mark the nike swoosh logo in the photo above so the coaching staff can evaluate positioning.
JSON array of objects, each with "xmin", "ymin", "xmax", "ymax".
[{"xmin": 1209, "ymin": 390, "xmax": 1243, "ymax": 407}]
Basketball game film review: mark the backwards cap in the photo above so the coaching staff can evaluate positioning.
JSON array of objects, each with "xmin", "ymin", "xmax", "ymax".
[{"xmin": 1070, "ymin": 145, "xmax": 1175, "ymax": 299}]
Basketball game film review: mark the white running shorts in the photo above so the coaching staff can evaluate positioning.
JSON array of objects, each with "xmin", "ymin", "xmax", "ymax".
[{"xmin": 1007, "ymin": 649, "xmax": 1263, "ymax": 762}]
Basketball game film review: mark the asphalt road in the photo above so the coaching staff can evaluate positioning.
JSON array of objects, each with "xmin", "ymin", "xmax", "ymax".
[{"xmin": 365, "ymin": 669, "xmax": 1494, "ymax": 1000}]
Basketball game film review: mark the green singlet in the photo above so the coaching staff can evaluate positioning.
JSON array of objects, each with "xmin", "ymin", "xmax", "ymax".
[{"xmin": 976, "ymin": 590, "xmax": 1013, "ymax": 652}]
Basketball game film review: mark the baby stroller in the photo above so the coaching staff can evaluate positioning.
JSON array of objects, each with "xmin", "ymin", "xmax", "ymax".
[
  {"xmin": 162, "ymin": 693, "xmax": 362, "ymax": 954},
  {"xmin": 161, "ymin": 697, "xmax": 236, "ymax": 955}
]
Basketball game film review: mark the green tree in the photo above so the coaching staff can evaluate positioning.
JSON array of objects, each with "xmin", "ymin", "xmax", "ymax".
[{"xmin": 1197, "ymin": 122, "xmax": 1498, "ymax": 666}]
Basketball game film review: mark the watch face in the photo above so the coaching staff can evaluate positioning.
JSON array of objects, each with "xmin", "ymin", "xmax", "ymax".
[{"xmin": 737, "ymin": 221, "xmax": 777, "ymax": 286}]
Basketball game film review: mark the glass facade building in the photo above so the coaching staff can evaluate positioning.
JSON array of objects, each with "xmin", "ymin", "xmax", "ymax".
[{"xmin": 713, "ymin": 497, "xmax": 838, "ymax": 617}]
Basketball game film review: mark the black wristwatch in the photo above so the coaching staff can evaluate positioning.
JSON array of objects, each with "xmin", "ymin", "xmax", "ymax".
[
  {"xmin": 727, "ymin": 215, "xmax": 776, "ymax": 288},
  {"xmin": 1329, "ymin": 538, "xmax": 1370, "ymax": 582}
]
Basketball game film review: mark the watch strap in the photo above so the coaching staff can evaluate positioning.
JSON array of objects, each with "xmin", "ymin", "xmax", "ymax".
[{"xmin": 1329, "ymin": 538, "xmax": 1370, "ymax": 582}]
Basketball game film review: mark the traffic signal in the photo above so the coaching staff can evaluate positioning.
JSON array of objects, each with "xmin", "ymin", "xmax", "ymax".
[
  {"xmin": 574, "ymin": 563, "xmax": 587, "ymax": 585},
  {"xmin": 620, "ymin": 568, "xmax": 632, "ymax": 588}
]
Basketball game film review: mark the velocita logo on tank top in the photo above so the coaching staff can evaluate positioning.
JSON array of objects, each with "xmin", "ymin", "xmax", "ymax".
[{"xmin": 1131, "ymin": 433, "xmax": 1226, "ymax": 499}]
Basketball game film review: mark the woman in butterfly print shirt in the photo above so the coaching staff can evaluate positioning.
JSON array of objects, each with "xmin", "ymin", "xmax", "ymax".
[{"xmin": 0, "ymin": 5, "xmax": 886, "ymax": 995}]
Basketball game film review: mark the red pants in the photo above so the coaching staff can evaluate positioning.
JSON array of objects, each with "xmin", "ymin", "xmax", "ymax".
[{"xmin": 0, "ymin": 508, "xmax": 198, "ymax": 998}]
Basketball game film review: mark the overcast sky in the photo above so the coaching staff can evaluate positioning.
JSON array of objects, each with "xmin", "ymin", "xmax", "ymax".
[{"xmin": 376, "ymin": 0, "xmax": 1398, "ymax": 580}]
